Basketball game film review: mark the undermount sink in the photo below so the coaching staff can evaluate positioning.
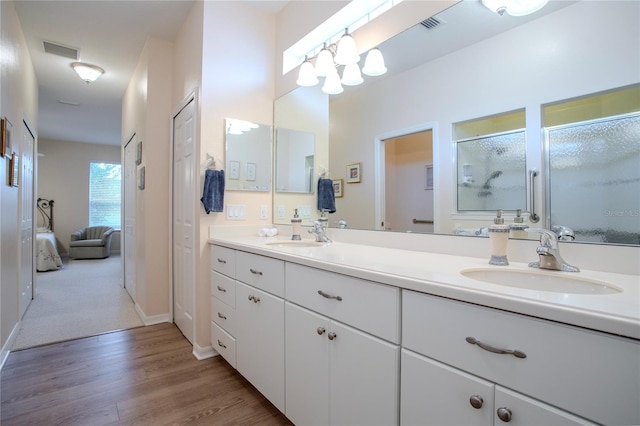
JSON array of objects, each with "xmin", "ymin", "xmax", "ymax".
[
  {"xmin": 265, "ymin": 240, "xmax": 325, "ymax": 248},
  {"xmin": 460, "ymin": 268, "xmax": 622, "ymax": 295}
]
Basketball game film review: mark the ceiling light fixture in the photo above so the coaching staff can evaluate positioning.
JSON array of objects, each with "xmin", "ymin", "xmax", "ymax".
[
  {"xmin": 295, "ymin": 29, "xmax": 387, "ymax": 95},
  {"xmin": 70, "ymin": 62, "xmax": 104, "ymax": 83},
  {"xmin": 481, "ymin": 0, "xmax": 549, "ymax": 16}
]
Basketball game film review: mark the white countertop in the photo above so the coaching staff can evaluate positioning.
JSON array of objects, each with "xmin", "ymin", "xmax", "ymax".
[{"xmin": 209, "ymin": 234, "xmax": 640, "ymax": 340}]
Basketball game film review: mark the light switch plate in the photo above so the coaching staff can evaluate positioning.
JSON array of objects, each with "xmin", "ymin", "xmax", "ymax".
[{"xmin": 226, "ymin": 204, "xmax": 246, "ymax": 220}]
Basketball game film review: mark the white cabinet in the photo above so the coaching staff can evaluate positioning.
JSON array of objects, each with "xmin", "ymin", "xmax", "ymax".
[
  {"xmin": 210, "ymin": 246, "xmax": 237, "ymax": 367},
  {"xmin": 401, "ymin": 349, "xmax": 595, "ymax": 426},
  {"xmin": 285, "ymin": 302, "xmax": 399, "ymax": 426},
  {"xmin": 402, "ymin": 290, "xmax": 639, "ymax": 425},
  {"xmin": 236, "ymin": 281, "xmax": 285, "ymax": 413}
]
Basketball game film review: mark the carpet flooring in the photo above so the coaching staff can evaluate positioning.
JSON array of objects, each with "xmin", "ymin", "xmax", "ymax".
[{"xmin": 11, "ymin": 255, "xmax": 144, "ymax": 350}]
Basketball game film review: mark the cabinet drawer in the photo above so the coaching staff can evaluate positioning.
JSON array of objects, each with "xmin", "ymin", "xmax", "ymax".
[
  {"xmin": 212, "ymin": 321, "xmax": 236, "ymax": 368},
  {"xmin": 211, "ymin": 296, "xmax": 236, "ymax": 336},
  {"xmin": 210, "ymin": 245, "xmax": 235, "ymax": 277},
  {"xmin": 403, "ymin": 290, "xmax": 640, "ymax": 426},
  {"xmin": 286, "ymin": 263, "xmax": 400, "ymax": 343},
  {"xmin": 211, "ymin": 271, "xmax": 235, "ymax": 308},
  {"xmin": 236, "ymin": 251, "xmax": 285, "ymax": 297}
]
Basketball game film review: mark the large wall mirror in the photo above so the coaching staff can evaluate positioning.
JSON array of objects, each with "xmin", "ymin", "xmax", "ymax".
[
  {"xmin": 273, "ymin": 0, "xmax": 639, "ymax": 245},
  {"xmin": 225, "ymin": 118, "xmax": 272, "ymax": 191}
]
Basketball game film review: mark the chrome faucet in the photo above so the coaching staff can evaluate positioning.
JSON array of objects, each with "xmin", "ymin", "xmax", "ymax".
[
  {"xmin": 526, "ymin": 228, "xmax": 579, "ymax": 272},
  {"xmin": 309, "ymin": 220, "xmax": 332, "ymax": 243},
  {"xmin": 551, "ymin": 225, "xmax": 575, "ymax": 241}
]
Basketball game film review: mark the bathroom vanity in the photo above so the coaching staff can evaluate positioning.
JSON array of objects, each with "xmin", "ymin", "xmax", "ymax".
[{"xmin": 209, "ymin": 233, "xmax": 639, "ymax": 425}]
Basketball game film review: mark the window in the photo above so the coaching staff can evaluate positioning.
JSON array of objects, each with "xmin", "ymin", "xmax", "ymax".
[{"xmin": 89, "ymin": 162, "xmax": 121, "ymax": 228}]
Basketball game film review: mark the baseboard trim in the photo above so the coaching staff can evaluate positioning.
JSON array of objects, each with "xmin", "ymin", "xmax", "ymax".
[
  {"xmin": 134, "ymin": 304, "xmax": 170, "ymax": 326},
  {"xmin": 0, "ymin": 321, "xmax": 22, "ymax": 372},
  {"xmin": 193, "ymin": 342, "xmax": 217, "ymax": 360}
]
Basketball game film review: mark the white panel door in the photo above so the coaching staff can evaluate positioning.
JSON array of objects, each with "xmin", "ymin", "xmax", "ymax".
[
  {"xmin": 172, "ymin": 98, "xmax": 196, "ymax": 343},
  {"xmin": 19, "ymin": 123, "xmax": 35, "ymax": 318},
  {"xmin": 123, "ymin": 135, "xmax": 137, "ymax": 301}
]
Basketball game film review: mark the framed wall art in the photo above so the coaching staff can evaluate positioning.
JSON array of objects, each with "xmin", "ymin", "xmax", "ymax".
[
  {"xmin": 9, "ymin": 152, "xmax": 19, "ymax": 187},
  {"xmin": 229, "ymin": 160, "xmax": 240, "ymax": 180},
  {"xmin": 333, "ymin": 179, "xmax": 343, "ymax": 198},
  {"xmin": 1, "ymin": 117, "xmax": 12, "ymax": 157},
  {"xmin": 138, "ymin": 166, "xmax": 145, "ymax": 190},
  {"xmin": 246, "ymin": 162, "xmax": 256, "ymax": 181},
  {"xmin": 135, "ymin": 141, "xmax": 142, "ymax": 165},
  {"xmin": 346, "ymin": 162, "xmax": 361, "ymax": 184}
]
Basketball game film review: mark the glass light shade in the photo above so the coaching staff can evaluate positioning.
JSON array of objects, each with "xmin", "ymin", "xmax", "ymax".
[
  {"xmin": 315, "ymin": 47, "xmax": 336, "ymax": 77},
  {"xmin": 296, "ymin": 58, "xmax": 319, "ymax": 87},
  {"xmin": 322, "ymin": 72, "xmax": 344, "ymax": 95},
  {"xmin": 362, "ymin": 48, "xmax": 387, "ymax": 76},
  {"xmin": 341, "ymin": 63, "xmax": 363, "ymax": 86},
  {"xmin": 334, "ymin": 33, "xmax": 360, "ymax": 65},
  {"xmin": 482, "ymin": 0, "xmax": 548, "ymax": 16},
  {"xmin": 70, "ymin": 62, "xmax": 104, "ymax": 83}
]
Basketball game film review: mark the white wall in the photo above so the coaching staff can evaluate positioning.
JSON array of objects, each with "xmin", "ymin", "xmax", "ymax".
[
  {"xmin": 0, "ymin": 0, "xmax": 39, "ymax": 361},
  {"xmin": 37, "ymin": 139, "xmax": 120, "ymax": 254},
  {"xmin": 329, "ymin": 1, "xmax": 639, "ymax": 233}
]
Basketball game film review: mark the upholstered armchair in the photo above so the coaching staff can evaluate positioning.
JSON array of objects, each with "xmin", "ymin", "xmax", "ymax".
[{"xmin": 69, "ymin": 226, "xmax": 115, "ymax": 259}]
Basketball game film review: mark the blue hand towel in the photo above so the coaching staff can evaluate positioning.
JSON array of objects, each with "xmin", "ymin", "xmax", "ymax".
[
  {"xmin": 317, "ymin": 177, "xmax": 336, "ymax": 213},
  {"xmin": 201, "ymin": 169, "xmax": 225, "ymax": 214}
]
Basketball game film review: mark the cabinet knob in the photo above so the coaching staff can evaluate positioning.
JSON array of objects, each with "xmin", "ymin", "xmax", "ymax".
[
  {"xmin": 469, "ymin": 395, "xmax": 484, "ymax": 409},
  {"xmin": 248, "ymin": 295, "xmax": 261, "ymax": 303},
  {"xmin": 217, "ymin": 258, "xmax": 227, "ymax": 264},
  {"xmin": 327, "ymin": 332, "xmax": 337, "ymax": 341},
  {"xmin": 217, "ymin": 339, "xmax": 227, "ymax": 349},
  {"xmin": 217, "ymin": 312, "xmax": 227, "ymax": 320},
  {"xmin": 497, "ymin": 407, "xmax": 512, "ymax": 422},
  {"xmin": 317, "ymin": 327, "xmax": 326, "ymax": 335},
  {"xmin": 249, "ymin": 268, "xmax": 263, "ymax": 276},
  {"xmin": 216, "ymin": 285, "xmax": 227, "ymax": 293}
]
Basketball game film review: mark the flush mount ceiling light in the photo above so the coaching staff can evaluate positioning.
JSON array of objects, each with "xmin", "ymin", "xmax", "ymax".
[
  {"xmin": 70, "ymin": 62, "xmax": 104, "ymax": 83},
  {"xmin": 482, "ymin": 0, "xmax": 549, "ymax": 16}
]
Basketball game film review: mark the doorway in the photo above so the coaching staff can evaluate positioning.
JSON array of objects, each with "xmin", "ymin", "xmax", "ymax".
[{"xmin": 376, "ymin": 124, "xmax": 436, "ymax": 233}]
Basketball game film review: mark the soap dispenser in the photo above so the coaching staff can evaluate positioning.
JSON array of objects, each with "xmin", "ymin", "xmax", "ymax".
[
  {"xmin": 488, "ymin": 209, "xmax": 510, "ymax": 265},
  {"xmin": 291, "ymin": 209, "xmax": 302, "ymax": 241},
  {"xmin": 509, "ymin": 209, "xmax": 529, "ymax": 238}
]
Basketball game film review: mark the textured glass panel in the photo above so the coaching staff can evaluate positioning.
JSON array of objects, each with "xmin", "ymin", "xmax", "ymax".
[
  {"xmin": 457, "ymin": 131, "xmax": 526, "ymax": 211},
  {"xmin": 548, "ymin": 114, "xmax": 640, "ymax": 245}
]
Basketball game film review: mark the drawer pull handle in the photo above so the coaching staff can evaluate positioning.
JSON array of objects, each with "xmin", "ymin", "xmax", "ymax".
[
  {"xmin": 217, "ymin": 312, "xmax": 227, "ymax": 320},
  {"xmin": 327, "ymin": 332, "xmax": 337, "ymax": 341},
  {"xmin": 497, "ymin": 407, "xmax": 512, "ymax": 422},
  {"xmin": 318, "ymin": 290, "xmax": 342, "ymax": 301},
  {"xmin": 217, "ymin": 258, "xmax": 227, "ymax": 264},
  {"xmin": 216, "ymin": 285, "xmax": 227, "ymax": 293},
  {"xmin": 248, "ymin": 295, "xmax": 261, "ymax": 303},
  {"xmin": 217, "ymin": 339, "xmax": 227, "ymax": 349},
  {"xmin": 250, "ymin": 268, "xmax": 263, "ymax": 276},
  {"xmin": 317, "ymin": 327, "xmax": 326, "ymax": 335},
  {"xmin": 465, "ymin": 337, "xmax": 527, "ymax": 359},
  {"xmin": 469, "ymin": 395, "xmax": 484, "ymax": 409}
]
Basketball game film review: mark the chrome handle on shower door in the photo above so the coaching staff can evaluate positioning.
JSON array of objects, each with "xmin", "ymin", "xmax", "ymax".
[{"xmin": 528, "ymin": 169, "xmax": 540, "ymax": 223}]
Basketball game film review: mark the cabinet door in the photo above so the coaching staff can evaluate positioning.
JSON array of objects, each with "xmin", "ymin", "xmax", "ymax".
[
  {"xmin": 285, "ymin": 302, "xmax": 330, "ymax": 426},
  {"xmin": 401, "ymin": 349, "xmax": 493, "ymax": 426},
  {"xmin": 329, "ymin": 320, "xmax": 400, "ymax": 426},
  {"xmin": 235, "ymin": 282, "xmax": 285, "ymax": 413},
  {"xmin": 494, "ymin": 386, "xmax": 597, "ymax": 426}
]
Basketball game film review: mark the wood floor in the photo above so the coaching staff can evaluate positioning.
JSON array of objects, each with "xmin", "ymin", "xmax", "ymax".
[{"xmin": 1, "ymin": 323, "xmax": 292, "ymax": 425}]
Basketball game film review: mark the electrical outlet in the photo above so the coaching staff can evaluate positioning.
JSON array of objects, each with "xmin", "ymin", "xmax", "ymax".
[
  {"xmin": 260, "ymin": 205, "xmax": 268, "ymax": 220},
  {"xmin": 277, "ymin": 205, "xmax": 286, "ymax": 220}
]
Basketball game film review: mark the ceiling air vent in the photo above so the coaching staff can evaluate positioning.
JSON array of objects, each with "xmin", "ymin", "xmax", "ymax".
[
  {"xmin": 43, "ymin": 41, "xmax": 78, "ymax": 60},
  {"xmin": 420, "ymin": 16, "xmax": 444, "ymax": 30}
]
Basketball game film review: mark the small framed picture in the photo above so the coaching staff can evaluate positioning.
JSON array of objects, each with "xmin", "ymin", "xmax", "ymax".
[
  {"xmin": 425, "ymin": 164, "xmax": 434, "ymax": 190},
  {"xmin": 9, "ymin": 152, "xmax": 19, "ymax": 187},
  {"xmin": 1, "ymin": 117, "xmax": 12, "ymax": 157},
  {"xmin": 229, "ymin": 160, "xmax": 240, "ymax": 180},
  {"xmin": 346, "ymin": 162, "xmax": 361, "ymax": 184},
  {"xmin": 333, "ymin": 179, "xmax": 343, "ymax": 198},
  {"xmin": 138, "ymin": 166, "xmax": 145, "ymax": 190},
  {"xmin": 246, "ymin": 162, "xmax": 256, "ymax": 181},
  {"xmin": 135, "ymin": 141, "xmax": 142, "ymax": 165}
]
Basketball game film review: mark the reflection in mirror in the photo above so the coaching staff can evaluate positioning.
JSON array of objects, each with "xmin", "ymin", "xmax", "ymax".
[
  {"xmin": 225, "ymin": 118, "xmax": 271, "ymax": 191},
  {"xmin": 273, "ymin": 0, "xmax": 639, "ymax": 245},
  {"xmin": 456, "ymin": 130, "xmax": 526, "ymax": 211},
  {"xmin": 275, "ymin": 128, "xmax": 315, "ymax": 193}
]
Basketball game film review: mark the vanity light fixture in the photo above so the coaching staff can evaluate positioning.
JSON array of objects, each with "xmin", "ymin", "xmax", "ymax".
[
  {"xmin": 295, "ymin": 29, "xmax": 387, "ymax": 95},
  {"xmin": 482, "ymin": 0, "xmax": 549, "ymax": 16},
  {"xmin": 70, "ymin": 62, "xmax": 104, "ymax": 83}
]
